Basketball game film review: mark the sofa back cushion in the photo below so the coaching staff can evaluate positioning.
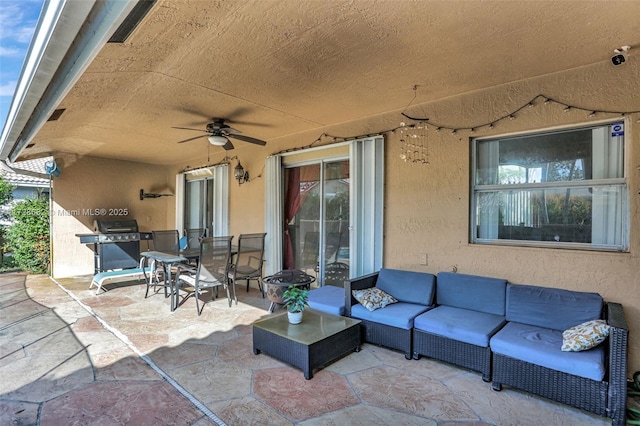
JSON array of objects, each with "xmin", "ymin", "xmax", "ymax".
[
  {"xmin": 436, "ymin": 272, "xmax": 507, "ymax": 316},
  {"xmin": 506, "ymin": 284, "xmax": 603, "ymax": 331},
  {"xmin": 376, "ymin": 268, "xmax": 435, "ymax": 306}
]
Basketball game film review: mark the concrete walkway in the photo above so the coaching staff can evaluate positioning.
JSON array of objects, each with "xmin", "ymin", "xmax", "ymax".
[{"xmin": 0, "ymin": 272, "xmax": 611, "ymax": 425}]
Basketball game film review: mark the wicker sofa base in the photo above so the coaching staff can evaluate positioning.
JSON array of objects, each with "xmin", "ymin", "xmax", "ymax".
[
  {"xmin": 413, "ymin": 329, "xmax": 492, "ymax": 381},
  {"xmin": 360, "ymin": 319, "xmax": 413, "ymax": 359},
  {"xmin": 491, "ymin": 302, "xmax": 627, "ymax": 426},
  {"xmin": 492, "ymin": 353, "xmax": 609, "ymax": 416}
]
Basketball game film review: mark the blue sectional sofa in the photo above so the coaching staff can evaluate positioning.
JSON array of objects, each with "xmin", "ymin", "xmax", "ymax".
[
  {"xmin": 412, "ymin": 272, "xmax": 507, "ymax": 381},
  {"xmin": 345, "ymin": 268, "xmax": 436, "ymax": 359},
  {"xmin": 490, "ymin": 284, "xmax": 628, "ymax": 425},
  {"xmin": 344, "ymin": 269, "xmax": 628, "ymax": 425},
  {"xmin": 307, "ymin": 285, "xmax": 345, "ymax": 316}
]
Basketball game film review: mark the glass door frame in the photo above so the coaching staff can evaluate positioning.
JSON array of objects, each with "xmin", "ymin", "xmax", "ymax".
[{"xmin": 285, "ymin": 155, "xmax": 350, "ymax": 286}]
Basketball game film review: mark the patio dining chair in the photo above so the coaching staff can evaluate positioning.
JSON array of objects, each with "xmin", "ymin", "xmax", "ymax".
[
  {"xmin": 176, "ymin": 236, "xmax": 234, "ymax": 314},
  {"xmin": 145, "ymin": 230, "xmax": 181, "ymax": 297},
  {"xmin": 229, "ymin": 232, "xmax": 267, "ymax": 302},
  {"xmin": 184, "ymin": 228, "xmax": 207, "ymax": 249},
  {"xmin": 152, "ymin": 229, "xmax": 180, "ymax": 252}
]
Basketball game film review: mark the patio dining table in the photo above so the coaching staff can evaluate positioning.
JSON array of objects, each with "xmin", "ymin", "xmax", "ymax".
[
  {"xmin": 141, "ymin": 246, "xmax": 237, "ymax": 311},
  {"xmin": 140, "ymin": 249, "xmax": 198, "ymax": 311}
]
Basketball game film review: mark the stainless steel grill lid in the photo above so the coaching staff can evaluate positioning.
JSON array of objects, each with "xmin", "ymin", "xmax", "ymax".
[{"xmin": 93, "ymin": 219, "xmax": 139, "ymax": 234}]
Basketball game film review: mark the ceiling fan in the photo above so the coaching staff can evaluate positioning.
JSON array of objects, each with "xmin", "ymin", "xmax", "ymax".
[{"xmin": 172, "ymin": 118, "xmax": 267, "ymax": 150}]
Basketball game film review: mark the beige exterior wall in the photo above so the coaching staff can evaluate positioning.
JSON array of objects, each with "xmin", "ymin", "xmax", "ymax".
[
  {"xmin": 50, "ymin": 154, "xmax": 173, "ymax": 278},
  {"xmin": 54, "ymin": 60, "xmax": 639, "ymax": 372}
]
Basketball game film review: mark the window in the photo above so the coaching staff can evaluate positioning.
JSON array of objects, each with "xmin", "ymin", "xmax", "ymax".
[
  {"xmin": 175, "ymin": 165, "xmax": 229, "ymax": 238},
  {"xmin": 471, "ymin": 121, "xmax": 628, "ymax": 251}
]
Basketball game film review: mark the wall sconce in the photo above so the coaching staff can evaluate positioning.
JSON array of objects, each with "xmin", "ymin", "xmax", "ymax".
[{"xmin": 234, "ymin": 161, "xmax": 249, "ymax": 185}]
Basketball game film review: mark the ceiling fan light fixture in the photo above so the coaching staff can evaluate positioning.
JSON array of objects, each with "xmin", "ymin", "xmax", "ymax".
[{"xmin": 208, "ymin": 135, "xmax": 228, "ymax": 146}]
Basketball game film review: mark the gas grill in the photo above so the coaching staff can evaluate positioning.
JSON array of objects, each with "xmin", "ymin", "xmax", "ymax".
[{"xmin": 76, "ymin": 219, "xmax": 152, "ymax": 274}]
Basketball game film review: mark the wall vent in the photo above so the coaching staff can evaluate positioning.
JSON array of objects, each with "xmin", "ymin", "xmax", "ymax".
[
  {"xmin": 108, "ymin": 0, "xmax": 156, "ymax": 43},
  {"xmin": 47, "ymin": 108, "xmax": 66, "ymax": 121}
]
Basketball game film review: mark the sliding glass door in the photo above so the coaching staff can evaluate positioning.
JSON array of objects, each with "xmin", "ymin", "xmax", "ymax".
[
  {"xmin": 185, "ymin": 177, "xmax": 214, "ymax": 238},
  {"xmin": 284, "ymin": 159, "xmax": 350, "ymax": 287}
]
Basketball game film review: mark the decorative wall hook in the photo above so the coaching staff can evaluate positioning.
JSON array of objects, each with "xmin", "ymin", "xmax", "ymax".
[{"xmin": 140, "ymin": 189, "xmax": 173, "ymax": 200}]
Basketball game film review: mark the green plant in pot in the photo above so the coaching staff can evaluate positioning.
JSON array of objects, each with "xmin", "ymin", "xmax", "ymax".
[{"xmin": 282, "ymin": 285, "xmax": 309, "ymax": 324}]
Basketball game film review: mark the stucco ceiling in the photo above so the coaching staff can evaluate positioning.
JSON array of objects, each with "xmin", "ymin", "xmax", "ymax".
[{"xmin": 18, "ymin": 0, "xmax": 640, "ymax": 165}]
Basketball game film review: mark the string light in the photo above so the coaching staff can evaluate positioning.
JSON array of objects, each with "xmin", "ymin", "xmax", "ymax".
[
  {"xmin": 272, "ymin": 93, "xmax": 640, "ymax": 156},
  {"xmin": 400, "ymin": 93, "xmax": 640, "ymax": 134}
]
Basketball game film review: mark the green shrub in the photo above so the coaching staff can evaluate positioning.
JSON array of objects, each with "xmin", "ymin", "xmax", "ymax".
[{"xmin": 6, "ymin": 195, "xmax": 50, "ymax": 274}]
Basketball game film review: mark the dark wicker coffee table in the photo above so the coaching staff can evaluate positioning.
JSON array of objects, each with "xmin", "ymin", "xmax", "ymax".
[{"xmin": 252, "ymin": 308, "xmax": 361, "ymax": 379}]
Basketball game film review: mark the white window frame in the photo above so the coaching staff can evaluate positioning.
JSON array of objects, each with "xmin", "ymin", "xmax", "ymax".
[{"xmin": 470, "ymin": 119, "xmax": 629, "ymax": 252}]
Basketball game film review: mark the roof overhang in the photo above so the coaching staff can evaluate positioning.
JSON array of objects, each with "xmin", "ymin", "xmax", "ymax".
[
  {"xmin": 0, "ymin": 0, "xmax": 137, "ymax": 162},
  {"xmin": 2, "ymin": 1, "xmax": 639, "ymax": 167}
]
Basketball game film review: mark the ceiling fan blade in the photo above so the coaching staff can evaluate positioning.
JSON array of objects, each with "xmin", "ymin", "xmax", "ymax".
[
  {"xmin": 228, "ymin": 133, "xmax": 267, "ymax": 146},
  {"xmin": 172, "ymin": 126, "xmax": 208, "ymax": 133},
  {"xmin": 225, "ymin": 107, "xmax": 252, "ymax": 120},
  {"xmin": 222, "ymin": 140, "xmax": 235, "ymax": 150},
  {"xmin": 226, "ymin": 119, "xmax": 273, "ymax": 128},
  {"xmin": 177, "ymin": 135, "xmax": 208, "ymax": 144},
  {"xmin": 172, "ymin": 106, "xmax": 210, "ymax": 119},
  {"xmin": 223, "ymin": 126, "xmax": 242, "ymax": 135}
]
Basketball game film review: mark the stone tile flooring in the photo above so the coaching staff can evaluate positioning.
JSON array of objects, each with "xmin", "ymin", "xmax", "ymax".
[{"xmin": 0, "ymin": 272, "xmax": 612, "ymax": 425}]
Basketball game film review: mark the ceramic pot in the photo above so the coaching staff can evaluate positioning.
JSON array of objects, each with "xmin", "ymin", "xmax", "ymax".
[{"xmin": 288, "ymin": 311, "xmax": 303, "ymax": 324}]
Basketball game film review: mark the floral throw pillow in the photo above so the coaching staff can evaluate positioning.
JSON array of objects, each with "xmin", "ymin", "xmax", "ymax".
[
  {"xmin": 352, "ymin": 287, "xmax": 398, "ymax": 312},
  {"xmin": 561, "ymin": 319, "xmax": 610, "ymax": 352}
]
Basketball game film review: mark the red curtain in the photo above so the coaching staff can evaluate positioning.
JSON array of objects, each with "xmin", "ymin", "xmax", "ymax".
[{"xmin": 283, "ymin": 168, "xmax": 302, "ymax": 269}]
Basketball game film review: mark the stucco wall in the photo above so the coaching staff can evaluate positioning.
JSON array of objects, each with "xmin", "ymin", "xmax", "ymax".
[
  {"xmin": 59, "ymin": 59, "xmax": 639, "ymax": 373},
  {"xmin": 51, "ymin": 154, "xmax": 173, "ymax": 278}
]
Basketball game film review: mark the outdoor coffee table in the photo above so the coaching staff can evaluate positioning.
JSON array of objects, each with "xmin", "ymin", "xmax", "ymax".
[{"xmin": 252, "ymin": 308, "xmax": 361, "ymax": 379}]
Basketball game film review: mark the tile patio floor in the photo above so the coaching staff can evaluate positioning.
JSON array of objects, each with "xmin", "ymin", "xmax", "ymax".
[{"xmin": 0, "ymin": 272, "xmax": 612, "ymax": 425}]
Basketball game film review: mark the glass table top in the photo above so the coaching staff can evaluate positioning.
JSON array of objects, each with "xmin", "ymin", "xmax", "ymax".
[{"xmin": 253, "ymin": 309, "xmax": 361, "ymax": 345}]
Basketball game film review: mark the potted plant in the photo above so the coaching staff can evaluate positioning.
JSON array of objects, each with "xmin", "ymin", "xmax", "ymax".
[{"xmin": 282, "ymin": 285, "xmax": 309, "ymax": 324}]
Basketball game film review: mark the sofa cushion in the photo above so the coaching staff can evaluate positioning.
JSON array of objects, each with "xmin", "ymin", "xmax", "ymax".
[
  {"xmin": 436, "ymin": 272, "xmax": 507, "ymax": 316},
  {"xmin": 351, "ymin": 302, "xmax": 431, "ymax": 330},
  {"xmin": 414, "ymin": 305, "xmax": 506, "ymax": 347},
  {"xmin": 352, "ymin": 287, "xmax": 398, "ymax": 311},
  {"xmin": 308, "ymin": 286, "xmax": 345, "ymax": 316},
  {"xmin": 506, "ymin": 284, "xmax": 603, "ymax": 331},
  {"xmin": 490, "ymin": 321, "xmax": 606, "ymax": 381},
  {"xmin": 561, "ymin": 319, "xmax": 610, "ymax": 352},
  {"xmin": 376, "ymin": 268, "xmax": 435, "ymax": 306}
]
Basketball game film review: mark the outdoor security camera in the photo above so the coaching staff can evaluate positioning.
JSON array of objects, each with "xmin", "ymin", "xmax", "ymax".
[
  {"xmin": 611, "ymin": 53, "xmax": 626, "ymax": 66},
  {"xmin": 611, "ymin": 46, "xmax": 631, "ymax": 66}
]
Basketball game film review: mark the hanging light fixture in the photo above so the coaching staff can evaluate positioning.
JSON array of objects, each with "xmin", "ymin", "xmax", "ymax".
[
  {"xmin": 234, "ymin": 160, "xmax": 249, "ymax": 185},
  {"xmin": 208, "ymin": 135, "xmax": 228, "ymax": 146}
]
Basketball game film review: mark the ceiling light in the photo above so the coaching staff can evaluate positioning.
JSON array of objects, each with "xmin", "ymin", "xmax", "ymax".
[{"xmin": 208, "ymin": 135, "xmax": 228, "ymax": 146}]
